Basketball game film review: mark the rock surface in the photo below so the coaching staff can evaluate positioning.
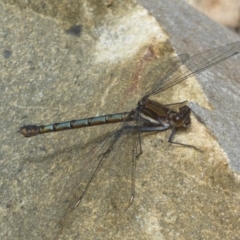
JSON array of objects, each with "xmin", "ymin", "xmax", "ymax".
[{"xmin": 0, "ymin": 0, "xmax": 240, "ymax": 240}]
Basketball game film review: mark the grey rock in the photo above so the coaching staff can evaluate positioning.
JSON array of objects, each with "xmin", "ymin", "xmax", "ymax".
[{"xmin": 0, "ymin": 1, "xmax": 240, "ymax": 240}]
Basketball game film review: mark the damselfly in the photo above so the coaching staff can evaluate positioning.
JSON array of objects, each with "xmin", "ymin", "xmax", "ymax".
[{"xmin": 19, "ymin": 42, "xmax": 240, "ymax": 211}]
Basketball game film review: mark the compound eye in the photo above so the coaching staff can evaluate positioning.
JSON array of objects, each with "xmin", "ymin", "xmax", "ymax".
[
  {"xmin": 183, "ymin": 118, "xmax": 191, "ymax": 127},
  {"xmin": 173, "ymin": 114, "xmax": 184, "ymax": 127},
  {"xmin": 173, "ymin": 115, "xmax": 181, "ymax": 121}
]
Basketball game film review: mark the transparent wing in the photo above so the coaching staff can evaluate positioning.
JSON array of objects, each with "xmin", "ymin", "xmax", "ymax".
[
  {"xmin": 105, "ymin": 121, "xmax": 142, "ymax": 211},
  {"xmin": 55, "ymin": 117, "xmax": 142, "ymax": 234},
  {"xmin": 140, "ymin": 54, "xmax": 189, "ymax": 97},
  {"xmin": 143, "ymin": 41, "xmax": 240, "ymax": 98}
]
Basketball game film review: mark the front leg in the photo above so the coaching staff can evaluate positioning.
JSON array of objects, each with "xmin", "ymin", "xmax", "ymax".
[{"xmin": 168, "ymin": 127, "xmax": 202, "ymax": 152}]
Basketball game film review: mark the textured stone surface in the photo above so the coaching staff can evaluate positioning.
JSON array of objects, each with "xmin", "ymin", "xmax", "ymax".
[
  {"xmin": 138, "ymin": 0, "xmax": 240, "ymax": 172},
  {"xmin": 0, "ymin": 0, "xmax": 240, "ymax": 240}
]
